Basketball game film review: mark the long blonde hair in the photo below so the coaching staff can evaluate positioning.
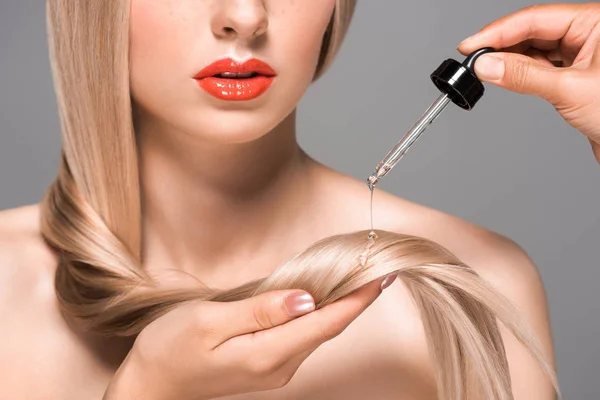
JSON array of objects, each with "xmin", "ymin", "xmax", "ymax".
[{"xmin": 41, "ymin": 1, "xmax": 558, "ymax": 399}]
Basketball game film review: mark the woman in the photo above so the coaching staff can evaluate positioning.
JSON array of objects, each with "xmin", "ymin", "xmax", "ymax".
[{"xmin": 5, "ymin": 0, "xmax": 599, "ymax": 399}]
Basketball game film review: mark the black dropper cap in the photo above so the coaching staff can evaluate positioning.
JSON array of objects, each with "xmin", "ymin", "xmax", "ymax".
[{"xmin": 430, "ymin": 47, "xmax": 495, "ymax": 110}]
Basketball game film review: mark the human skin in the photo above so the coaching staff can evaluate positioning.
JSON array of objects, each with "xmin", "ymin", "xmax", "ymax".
[
  {"xmin": 0, "ymin": 1, "xmax": 555, "ymax": 399},
  {"xmin": 459, "ymin": 2, "xmax": 600, "ymax": 163}
]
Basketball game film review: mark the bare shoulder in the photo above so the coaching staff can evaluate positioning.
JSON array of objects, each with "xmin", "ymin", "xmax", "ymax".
[
  {"xmin": 0, "ymin": 204, "xmax": 58, "ymax": 305},
  {"xmin": 0, "ymin": 205, "xmax": 65, "ymax": 396},
  {"xmin": 377, "ymin": 189, "xmax": 546, "ymax": 303},
  {"xmin": 0, "ymin": 205, "xmax": 133, "ymax": 399},
  {"xmin": 0, "ymin": 204, "xmax": 60, "ymax": 332},
  {"xmin": 378, "ymin": 193, "xmax": 557, "ymax": 397},
  {"xmin": 318, "ymin": 165, "xmax": 557, "ymax": 398},
  {"xmin": 316, "ymin": 165, "xmax": 547, "ymax": 297}
]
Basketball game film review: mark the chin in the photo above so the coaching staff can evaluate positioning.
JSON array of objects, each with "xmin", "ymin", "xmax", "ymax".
[
  {"xmin": 178, "ymin": 116, "xmax": 270, "ymax": 144},
  {"xmin": 179, "ymin": 111, "xmax": 280, "ymax": 144}
]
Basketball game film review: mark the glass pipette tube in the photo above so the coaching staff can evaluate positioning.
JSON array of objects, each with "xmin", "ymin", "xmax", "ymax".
[
  {"xmin": 368, "ymin": 93, "xmax": 451, "ymax": 185},
  {"xmin": 366, "ymin": 47, "xmax": 496, "ymax": 188}
]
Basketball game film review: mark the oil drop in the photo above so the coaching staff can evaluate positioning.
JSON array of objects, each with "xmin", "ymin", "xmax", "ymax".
[
  {"xmin": 367, "ymin": 175, "xmax": 379, "ymax": 234},
  {"xmin": 359, "ymin": 232, "xmax": 377, "ymax": 267},
  {"xmin": 359, "ymin": 176, "xmax": 379, "ymax": 267}
]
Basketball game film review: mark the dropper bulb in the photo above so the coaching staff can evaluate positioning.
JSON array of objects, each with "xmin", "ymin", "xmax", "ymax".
[{"xmin": 430, "ymin": 47, "xmax": 496, "ymax": 110}]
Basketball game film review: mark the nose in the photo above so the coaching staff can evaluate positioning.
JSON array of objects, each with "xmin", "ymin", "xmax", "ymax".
[{"xmin": 211, "ymin": 0, "xmax": 269, "ymax": 41}]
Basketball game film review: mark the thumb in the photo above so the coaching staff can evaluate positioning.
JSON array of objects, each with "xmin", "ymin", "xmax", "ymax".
[
  {"xmin": 473, "ymin": 53, "xmax": 562, "ymax": 103},
  {"xmin": 212, "ymin": 290, "xmax": 316, "ymax": 342}
]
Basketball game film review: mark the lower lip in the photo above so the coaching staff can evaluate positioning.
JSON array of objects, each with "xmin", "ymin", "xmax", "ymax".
[{"xmin": 195, "ymin": 76, "xmax": 275, "ymax": 101}]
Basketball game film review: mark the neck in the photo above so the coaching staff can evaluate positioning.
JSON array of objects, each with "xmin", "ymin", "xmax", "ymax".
[{"xmin": 136, "ymin": 110, "xmax": 318, "ymax": 287}]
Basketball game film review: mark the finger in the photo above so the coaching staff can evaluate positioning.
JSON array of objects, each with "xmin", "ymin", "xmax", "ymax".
[
  {"xmin": 499, "ymin": 38, "xmax": 580, "ymax": 67},
  {"xmin": 503, "ymin": 38, "xmax": 562, "ymax": 55},
  {"xmin": 205, "ymin": 290, "xmax": 316, "ymax": 345},
  {"xmin": 545, "ymin": 48, "xmax": 569, "ymax": 66},
  {"xmin": 524, "ymin": 48, "xmax": 558, "ymax": 69},
  {"xmin": 501, "ymin": 40, "xmax": 575, "ymax": 67},
  {"xmin": 588, "ymin": 26, "xmax": 600, "ymax": 68},
  {"xmin": 458, "ymin": 4, "xmax": 581, "ymax": 54},
  {"xmin": 472, "ymin": 52, "xmax": 563, "ymax": 102},
  {"xmin": 254, "ymin": 275, "xmax": 395, "ymax": 359}
]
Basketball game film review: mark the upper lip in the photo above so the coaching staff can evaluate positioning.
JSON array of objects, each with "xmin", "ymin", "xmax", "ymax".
[{"xmin": 194, "ymin": 57, "xmax": 277, "ymax": 79}]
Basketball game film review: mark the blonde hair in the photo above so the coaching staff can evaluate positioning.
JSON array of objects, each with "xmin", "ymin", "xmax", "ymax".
[{"xmin": 41, "ymin": 1, "xmax": 558, "ymax": 399}]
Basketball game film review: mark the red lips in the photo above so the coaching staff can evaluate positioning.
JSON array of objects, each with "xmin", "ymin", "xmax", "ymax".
[{"xmin": 194, "ymin": 58, "xmax": 277, "ymax": 101}]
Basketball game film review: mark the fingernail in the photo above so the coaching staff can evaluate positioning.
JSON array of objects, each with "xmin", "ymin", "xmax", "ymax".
[
  {"xmin": 285, "ymin": 292, "xmax": 315, "ymax": 317},
  {"xmin": 475, "ymin": 54, "xmax": 505, "ymax": 81},
  {"xmin": 380, "ymin": 273, "xmax": 397, "ymax": 290}
]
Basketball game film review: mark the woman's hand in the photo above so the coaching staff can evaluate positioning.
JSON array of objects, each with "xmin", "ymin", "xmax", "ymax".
[
  {"xmin": 103, "ymin": 276, "xmax": 395, "ymax": 400},
  {"xmin": 458, "ymin": 3, "xmax": 600, "ymax": 163}
]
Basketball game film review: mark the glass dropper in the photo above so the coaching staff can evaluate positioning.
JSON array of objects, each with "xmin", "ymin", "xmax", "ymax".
[{"xmin": 368, "ymin": 47, "xmax": 496, "ymax": 187}]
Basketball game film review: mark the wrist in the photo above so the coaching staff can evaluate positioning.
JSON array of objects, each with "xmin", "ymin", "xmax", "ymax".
[{"xmin": 103, "ymin": 351, "xmax": 158, "ymax": 400}]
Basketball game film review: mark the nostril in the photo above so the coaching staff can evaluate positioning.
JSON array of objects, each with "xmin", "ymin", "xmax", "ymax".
[{"xmin": 223, "ymin": 27, "xmax": 235, "ymax": 34}]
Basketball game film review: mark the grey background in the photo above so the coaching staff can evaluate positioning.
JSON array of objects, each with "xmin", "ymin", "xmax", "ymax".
[{"xmin": 1, "ymin": 0, "xmax": 598, "ymax": 398}]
